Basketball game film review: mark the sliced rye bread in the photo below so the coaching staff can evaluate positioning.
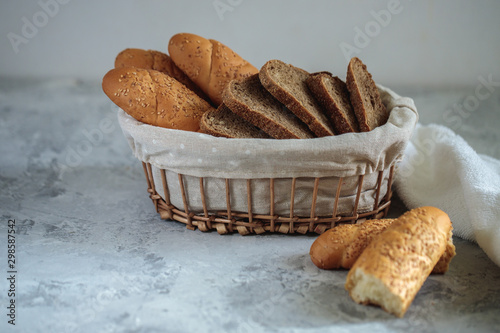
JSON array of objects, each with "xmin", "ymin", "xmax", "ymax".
[
  {"xmin": 306, "ymin": 72, "xmax": 360, "ymax": 134},
  {"xmin": 222, "ymin": 74, "xmax": 314, "ymax": 139},
  {"xmin": 345, "ymin": 57, "xmax": 388, "ymax": 132},
  {"xmin": 200, "ymin": 103, "xmax": 271, "ymax": 139},
  {"xmin": 259, "ymin": 60, "xmax": 335, "ymax": 137}
]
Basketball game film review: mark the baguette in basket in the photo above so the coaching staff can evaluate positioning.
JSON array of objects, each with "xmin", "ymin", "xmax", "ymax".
[
  {"xmin": 168, "ymin": 32, "xmax": 259, "ymax": 106},
  {"xmin": 114, "ymin": 48, "xmax": 210, "ymax": 102},
  {"xmin": 103, "ymin": 33, "xmax": 389, "ymax": 140},
  {"xmin": 102, "ymin": 67, "xmax": 214, "ymax": 131}
]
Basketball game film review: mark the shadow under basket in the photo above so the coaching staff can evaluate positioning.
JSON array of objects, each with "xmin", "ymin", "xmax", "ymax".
[{"xmin": 141, "ymin": 162, "xmax": 395, "ymax": 235}]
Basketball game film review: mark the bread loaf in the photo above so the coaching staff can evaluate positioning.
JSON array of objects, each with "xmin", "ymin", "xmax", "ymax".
[
  {"xmin": 306, "ymin": 72, "xmax": 360, "ymax": 134},
  {"xmin": 114, "ymin": 48, "xmax": 208, "ymax": 101},
  {"xmin": 168, "ymin": 33, "xmax": 258, "ymax": 106},
  {"xmin": 344, "ymin": 206, "xmax": 453, "ymax": 317},
  {"xmin": 200, "ymin": 103, "xmax": 271, "ymax": 139},
  {"xmin": 102, "ymin": 67, "xmax": 214, "ymax": 131},
  {"xmin": 346, "ymin": 57, "xmax": 388, "ymax": 132},
  {"xmin": 223, "ymin": 74, "xmax": 314, "ymax": 139},
  {"xmin": 310, "ymin": 219, "xmax": 392, "ymax": 270},
  {"xmin": 309, "ymin": 218, "xmax": 455, "ymax": 274},
  {"xmin": 259, "ymin": 60, "xmax": 336, "ymax": 137}
]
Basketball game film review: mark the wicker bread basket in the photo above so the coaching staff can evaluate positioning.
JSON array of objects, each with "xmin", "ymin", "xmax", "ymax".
[{"xmin": 118, "ymin": 85, "xmax": 418, "ymax": 235}]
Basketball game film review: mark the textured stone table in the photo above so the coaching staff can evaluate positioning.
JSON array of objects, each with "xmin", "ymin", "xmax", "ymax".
[{"xmin": 1, "ymin": 77, "xmax": 499, "ymax": 332}]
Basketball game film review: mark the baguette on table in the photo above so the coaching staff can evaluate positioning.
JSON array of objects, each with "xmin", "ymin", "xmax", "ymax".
[
  {"xmin": 309, "ymin": 218, "xmax": 455, "ymax": 274},
  {"xmin": 168, "ymin": 32, "xmax": 258, "ymax": 106},
  {"xmin": 102, "ymin": 67, "xmax": 214, "ymax": 131},
  {"xmin": 344, "ymin": 206, "xmax": 454, "ymax": 317}
]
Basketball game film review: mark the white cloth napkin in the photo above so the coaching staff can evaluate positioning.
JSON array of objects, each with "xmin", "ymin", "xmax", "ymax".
[{"xmin": 394, "ymin": 123, "xmax": 500, "ymax": 267}]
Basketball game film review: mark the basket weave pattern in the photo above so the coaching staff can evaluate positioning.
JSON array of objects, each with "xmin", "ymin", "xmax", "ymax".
[{"xmin": 142, "ymin": 162, "xmax": 395, "ymax": 235}]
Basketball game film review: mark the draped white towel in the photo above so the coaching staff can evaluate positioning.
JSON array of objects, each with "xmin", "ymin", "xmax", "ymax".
[{"xmin": 394, "ymin": 123, "xmax": 500, "ymax": 267}]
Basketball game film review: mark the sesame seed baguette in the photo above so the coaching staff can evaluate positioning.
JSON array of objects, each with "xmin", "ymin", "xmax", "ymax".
[
  {"xmin": 168, "ymin": 33, "xmax": 258, "ymax": 106},
  {"xmin": 309, "ymin": 218, "xmax": 455, "ymax": 274},
  {"xmin": 114, "ymin": 48, "xmax": 210, "ymax": 103},
  {"xmin": 345, "ymin": 206, "xmax": 453, "ymax": 318},
  {"xmin": 306, "ymin": 72, "xmax": 360, "ymax": 134},
  {"xmin": 259, "ymin": 60, "xmax": 336, "ymax": 137},
  {"xmin": 346, "ymin": 57, "xmax": 389, "ymax": 132},
  {"xmin": 102, "ymin": 67, "xmax": 214, "ymax": 132}
]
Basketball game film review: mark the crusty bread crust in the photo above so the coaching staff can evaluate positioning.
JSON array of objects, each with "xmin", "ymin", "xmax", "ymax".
[
  {"xmin": 223, "ymin": 74, "xmax": 314, "ymax": 139},
  {"xmin": 200, "ymin": 103, "xmax": 270, "ymax": 139},
  {"xmin": 259, "ymin": 60, "xmax": 335, "ymax": 137},
  {"xmin": 310, "ymin": 218, "xmax": 455, "ymax": 274},
  {"xmin": 114, "ymin": 48, "xmax": 209, "ymax": 102},
  {"xmin": 309, "ymin": 223, "xmax": 358, "ymax": 270},
  {"xmin": 168, "ymin": 33, "xmax": 258, "ymax": 106},
  {"xmin": 310, "ymin": 219, "xmax": 393, "ymax": 270},
  {"xmin": 306, "ymin": 72, "xmax": 360, "ymax": 134},
  {"xmin": 345, "ymin": 206, "xmax": 453, "ymax": 317},
  {"xmin": 102, "ymin": 67, "xmax": 213, "ymax": 131},
  {"xmin": 346, "ymin": 57, "xmax": 388, "ymax": 132}
]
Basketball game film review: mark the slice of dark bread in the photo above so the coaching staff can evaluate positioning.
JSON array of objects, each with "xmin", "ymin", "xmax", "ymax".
[
  {"xmin": 200, "ymin": 103, "xmax": 271, "ymax": 139},
  {"xmin": 306, "ymin": 72, "xmax": 360, "ymax": 134},
  {"xmin": 346, "ymin": 57, "xmax": 388, "ymax": 132},
  {"xmin": 259, "ymin": 60, "xmax": 335, "ymax": 137},
  {"xmin": 222, "ymin": 74, "xmax": 314, "ymax": 139}
]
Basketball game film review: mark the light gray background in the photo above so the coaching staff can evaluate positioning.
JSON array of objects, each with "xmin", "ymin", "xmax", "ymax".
[{"xmin": 1, "ymin": 0, "xmax": 499, "ymax": 87}]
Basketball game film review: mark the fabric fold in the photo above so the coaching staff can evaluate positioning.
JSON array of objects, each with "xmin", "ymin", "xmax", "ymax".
[
  {"xmin": 118, "ymin": 85, "xmax": 418, "ymax": 180},
  {"xmin": 394, "ymin": 123, "xmax": 500, "ymax": 267}
]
